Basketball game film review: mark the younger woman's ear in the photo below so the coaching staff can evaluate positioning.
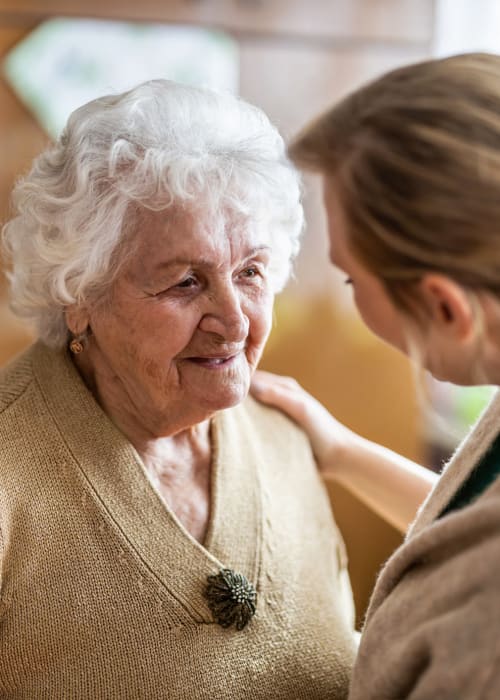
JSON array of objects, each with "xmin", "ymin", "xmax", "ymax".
[
  {"xmin": 65, "ymin": 305, "xmax": 90, "ymax": 335},
  {"xmin": 418, "ymin": 274, "xmax": 475, "ymax": 341}
]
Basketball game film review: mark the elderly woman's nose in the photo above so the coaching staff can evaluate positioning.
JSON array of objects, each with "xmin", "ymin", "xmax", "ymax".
[{"xmin": 199, "ymin": 287, "xmax": 250, "ymax": 340}]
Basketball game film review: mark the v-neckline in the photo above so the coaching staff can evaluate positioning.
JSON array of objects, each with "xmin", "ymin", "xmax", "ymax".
[{"xmin": 33, "ymin": 342, "xmax": 263, "ymax": 624}]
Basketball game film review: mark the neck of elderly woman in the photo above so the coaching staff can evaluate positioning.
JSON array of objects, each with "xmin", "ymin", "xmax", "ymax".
[{"xmin": 71, "ymin": 343, "xmax": 213, "ymax": 543}]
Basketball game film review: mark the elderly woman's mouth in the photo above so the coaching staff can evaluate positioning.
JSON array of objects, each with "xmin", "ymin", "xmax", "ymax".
[{"xmin": 187, "ymin": 354, "xmax": 239, "ymax": 368}]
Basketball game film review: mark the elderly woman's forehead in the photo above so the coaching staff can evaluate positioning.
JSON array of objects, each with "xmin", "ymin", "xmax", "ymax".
[
  {"xmin": 126, "ymin": 207, "xmax": 270, "ymax": 273},
  {"xmin": 134, "ymin": 205, "xmax": 250, "ymax": 236}
]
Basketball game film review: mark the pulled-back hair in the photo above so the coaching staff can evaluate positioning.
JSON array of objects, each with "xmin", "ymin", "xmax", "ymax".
[
  {"xmin": 289, "ymin": 53, "xmax": 500, "ymax": 319},
  {"xmin": 2, "ymin": 79, "xmax": 303, "ymax": 347}
]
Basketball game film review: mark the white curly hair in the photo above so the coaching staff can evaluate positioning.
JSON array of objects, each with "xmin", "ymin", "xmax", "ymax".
[{"xmin": 2, "ymin": 79, "xmax": 304, "ymax": 347}]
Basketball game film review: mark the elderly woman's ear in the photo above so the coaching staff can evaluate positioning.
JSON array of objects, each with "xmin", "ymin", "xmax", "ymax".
[{"xmin": 65, "ymin": 306, "xmax": 91, "ymax": 336}]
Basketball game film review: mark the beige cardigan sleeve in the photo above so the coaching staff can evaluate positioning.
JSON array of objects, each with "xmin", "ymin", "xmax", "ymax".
[{"xmin": 349, "ymin": 488, "xmax": 500, "ymax": 699}]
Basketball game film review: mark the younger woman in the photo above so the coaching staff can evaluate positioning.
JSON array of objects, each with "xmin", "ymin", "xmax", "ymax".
[{"xmin": 254, "ymin": 53, "xmax": 500, "ymax": 699}]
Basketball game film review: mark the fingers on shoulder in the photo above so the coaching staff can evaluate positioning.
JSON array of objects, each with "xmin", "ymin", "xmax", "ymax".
[{"xmin": 253, "ymin": 369, "xmax": 303, "ymax": 392}]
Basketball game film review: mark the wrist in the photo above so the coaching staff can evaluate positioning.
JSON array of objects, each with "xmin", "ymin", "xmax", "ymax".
[{"xmin": 320, "ymin": 423, "xmax": 360, "ymax": 479}]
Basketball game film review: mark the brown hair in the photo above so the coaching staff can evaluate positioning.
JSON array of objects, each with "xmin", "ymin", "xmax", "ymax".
[{"xmin": 290, "ymin": 53, "xmax": 500, "ymax": 320}]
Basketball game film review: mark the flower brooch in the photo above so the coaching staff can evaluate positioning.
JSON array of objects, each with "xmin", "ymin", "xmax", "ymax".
[{"xmin": 205, "ymin": 568, "xmax": 257, "ymax": 630}]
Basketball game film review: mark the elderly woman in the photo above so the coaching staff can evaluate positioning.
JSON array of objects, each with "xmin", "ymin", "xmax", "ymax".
[{"xmin": 0, "ymin": 80, "xmax": 356, "ymax": 698}]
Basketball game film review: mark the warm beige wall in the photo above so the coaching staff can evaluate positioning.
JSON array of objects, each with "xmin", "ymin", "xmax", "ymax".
[
  {"xmin": 0, "ymin": 0, "xmax": 435, "ymax": 622},
  {"xmin": 0, "ymin": 25, "xmax": 44, "ymax": 364},
  {"xmin": 0, "ymin": 0, "xmax": 435, "ymax": 41}
]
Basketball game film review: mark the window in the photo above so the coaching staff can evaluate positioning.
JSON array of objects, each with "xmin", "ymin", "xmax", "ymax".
[{"xmin": 4, "ymin": 18, "xmax": 238, "ymax": 138}]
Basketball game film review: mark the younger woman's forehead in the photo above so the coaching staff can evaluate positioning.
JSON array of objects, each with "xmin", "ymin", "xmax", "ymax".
[{"xmin": 322, "ymin": 179, "xmax": 350, "ymax": 266}]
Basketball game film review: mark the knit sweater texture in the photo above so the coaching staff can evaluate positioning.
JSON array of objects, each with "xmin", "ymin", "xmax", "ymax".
[
  {"xmin": 349, "ymin": 390, "xmax": 500, "ymax": 700},
  {"xmin": 0, "ymin": 342, "xmax": 356, "ymax": 699}
]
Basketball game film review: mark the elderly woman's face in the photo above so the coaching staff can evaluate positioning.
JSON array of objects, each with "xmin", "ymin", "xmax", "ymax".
[{"xmin": 80, "ymin": 208, "xmax": 274, "ymax": 430}]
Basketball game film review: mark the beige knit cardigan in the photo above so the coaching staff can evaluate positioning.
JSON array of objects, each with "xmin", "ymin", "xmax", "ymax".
[
  {"xmin": 0, "ymin": 342, "xmax": 356, "ymax": 699},
  {"xmin": 350, "ymin": 390, "xmax": 500, "ymax": 700}
]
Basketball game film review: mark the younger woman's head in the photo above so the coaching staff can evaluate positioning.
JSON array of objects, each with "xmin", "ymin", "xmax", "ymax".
[{"xmin": 290, "ymin": 53, "xmax": 500, "ymax": 384}]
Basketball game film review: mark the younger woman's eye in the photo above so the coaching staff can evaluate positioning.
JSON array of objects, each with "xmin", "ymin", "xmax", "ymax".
[{"xmin": 344, "ymin": 277, "xmax": 353, "ymax": 285}]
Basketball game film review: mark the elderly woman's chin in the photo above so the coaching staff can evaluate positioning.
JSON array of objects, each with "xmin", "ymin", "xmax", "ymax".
[{"xmin": 178, "ymin": 353, "xmax": 255, "ymax": 416}]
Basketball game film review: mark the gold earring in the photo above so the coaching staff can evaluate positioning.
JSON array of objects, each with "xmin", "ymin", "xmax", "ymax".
[{"xmin": 69, "ymin": 336, "xmax": 85, "ymax": 354}]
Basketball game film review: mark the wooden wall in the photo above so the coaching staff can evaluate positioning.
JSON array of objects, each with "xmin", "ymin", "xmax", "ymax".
[{"xmin": 0, "ymin": 0, "xmax": 436, "ymax": 624}]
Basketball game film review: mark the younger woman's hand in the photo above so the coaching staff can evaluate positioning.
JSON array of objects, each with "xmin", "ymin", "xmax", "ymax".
[
  {"xmin": 251, "ymin": 369, "xmax": 437, "ymax": 533},
  {"xmin": 251, "ymin": 369, "xmax": 355, "ymax": 475}
]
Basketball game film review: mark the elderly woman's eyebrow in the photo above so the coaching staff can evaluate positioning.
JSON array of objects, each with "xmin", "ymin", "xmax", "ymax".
[{"xmin": 151, "ymin": 246, "xmax": 272, "ymax": 271}]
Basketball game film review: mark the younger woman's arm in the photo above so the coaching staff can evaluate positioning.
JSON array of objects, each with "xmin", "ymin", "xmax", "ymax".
[{"xmin": 251, "ymin": 370, "xmax": 437, "ymax": 533}]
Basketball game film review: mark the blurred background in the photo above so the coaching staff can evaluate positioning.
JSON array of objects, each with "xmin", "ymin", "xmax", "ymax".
[{"xmin": 0, "ymin": 0, "xmax": 498, "ymax": 623}]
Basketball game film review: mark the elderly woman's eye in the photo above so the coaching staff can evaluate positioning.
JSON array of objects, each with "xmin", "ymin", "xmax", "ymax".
[
  {"xmin": 176, "ymin": 276, "xmax": 198, "ymax": 288},
  {"xmin": 241, "ymin": 266, "xmax": 260, "ymax": 278}
]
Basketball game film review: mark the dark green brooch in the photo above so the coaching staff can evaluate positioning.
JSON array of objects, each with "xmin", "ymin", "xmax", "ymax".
[{"xmin": 205, "ymin": 568, "xmax": 257, "ymax": 630}]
